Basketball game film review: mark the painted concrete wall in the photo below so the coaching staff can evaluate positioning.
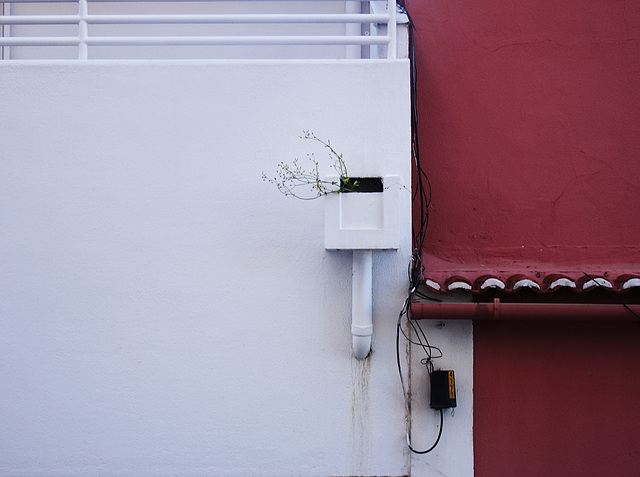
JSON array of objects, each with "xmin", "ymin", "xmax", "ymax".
[
  {"xmin": 407, "ymin": 0, "xmax": 640, "ymax": 271},
  {"xmin": 405, "ymin": 0, "xmax": 640, "ymax": 474},
  {"xmin": 0, "ymin": 61, "xmax": 473, "ymax": 476},
  {"xmin": 474, "ymin": 320, "xmax": 640, "ymax": 477}
]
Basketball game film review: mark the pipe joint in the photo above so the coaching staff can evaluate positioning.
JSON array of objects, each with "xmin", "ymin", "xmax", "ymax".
[{"xmin": 351, "ymin": 323, "xmax": 373, "ymax": 337}]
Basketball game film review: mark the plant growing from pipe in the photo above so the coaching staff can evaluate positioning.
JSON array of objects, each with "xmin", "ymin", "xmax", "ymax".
[{"xmin": 262, "ymin": 131, "xmax": 360, "ymax": 200}]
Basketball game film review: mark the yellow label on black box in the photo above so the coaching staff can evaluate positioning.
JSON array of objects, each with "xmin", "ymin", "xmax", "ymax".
[{"xmin": 448, "ymin": 371, "xmax": 456, "ymax": 399}]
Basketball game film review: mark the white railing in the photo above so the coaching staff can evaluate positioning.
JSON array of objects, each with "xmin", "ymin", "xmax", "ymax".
[{"xmin": 0, "ymin": 0, "xmax": 399, "ymax": 60}]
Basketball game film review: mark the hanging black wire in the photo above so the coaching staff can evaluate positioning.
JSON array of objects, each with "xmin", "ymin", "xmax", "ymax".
[
  {"xmin": 395, "ymin": 1, "xmax": 444, "ymax": 454},
  {"xmin": 581, "ymin": 271, "xmax": 640, "ymax": 320}
]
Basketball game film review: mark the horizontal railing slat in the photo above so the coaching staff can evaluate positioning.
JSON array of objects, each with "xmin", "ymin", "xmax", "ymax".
[
  {"xmin": 2, "ymin": 0, "xmax": 348, "ymax": 2},
  {"xmin": 0, "ymin": 36, "xmax": 79, "ymax": 46},
  {"xmin": 0, "ymin": 13, "xmax": 390, "ymax": 25},
  {"xmin": 0, "ymin": 35, "xmax": 389, "ymax": 47},
  {"xmin": 88, "ymin": 35, "xmax": 388, "ymax": 46}
]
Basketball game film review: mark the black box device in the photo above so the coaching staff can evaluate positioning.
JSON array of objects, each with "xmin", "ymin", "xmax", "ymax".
[{"xmin": 430, "ymin": 370, "xmax": 457, "ymax": 409}]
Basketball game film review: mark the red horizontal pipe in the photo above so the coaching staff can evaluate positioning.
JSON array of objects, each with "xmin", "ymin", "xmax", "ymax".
[{"xmin": 411, "ymin": 299, "xmax": 640, "ymax": 321}]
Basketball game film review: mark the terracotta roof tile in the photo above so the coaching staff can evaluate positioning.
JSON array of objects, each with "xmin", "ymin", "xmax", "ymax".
[{"xmin": 422, "ymin": 271, "xmax": 640, "ymax": 294}]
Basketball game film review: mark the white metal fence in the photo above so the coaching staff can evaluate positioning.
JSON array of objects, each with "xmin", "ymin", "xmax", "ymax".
[{"xmin": 0, "ymin": 0, "xmax": 399, "ymax": 60}]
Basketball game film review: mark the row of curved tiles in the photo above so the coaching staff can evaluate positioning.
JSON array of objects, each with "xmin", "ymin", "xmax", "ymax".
[{"xmin": 423, "ymin": 273, "xmax": 640, "ymax": 294}]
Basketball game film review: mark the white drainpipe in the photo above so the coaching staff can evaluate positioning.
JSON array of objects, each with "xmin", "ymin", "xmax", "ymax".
[{"xmin": 352, "ymin": 249, "xmax": 373, "ymax": 359}]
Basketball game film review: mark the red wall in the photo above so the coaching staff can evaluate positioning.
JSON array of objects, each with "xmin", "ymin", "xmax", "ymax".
[
  {"xmin": 474, "ymin": 321, "xmax": 640, "ymax": 476},
  {"xmin": 407, "ymin": 0, "xmax": 640, "ymax": 270},
  {"xmin": 406, "ymin": 0, "xmax": 640, "ymax": 474}
]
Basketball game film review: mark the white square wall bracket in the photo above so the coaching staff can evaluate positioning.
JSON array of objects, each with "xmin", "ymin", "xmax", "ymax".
[{"xmin": 324, "ymin": 175, "xmax": 400, "ymax": 250}]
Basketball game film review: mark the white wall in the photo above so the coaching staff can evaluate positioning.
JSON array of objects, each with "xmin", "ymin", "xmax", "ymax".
[
  {"xmin": 409, "ymin": 318, "xmax": 474, "ymax": 476},
  {"xmin": 0, "ymin": 60, "xmax": 472, "ymax": 476}
]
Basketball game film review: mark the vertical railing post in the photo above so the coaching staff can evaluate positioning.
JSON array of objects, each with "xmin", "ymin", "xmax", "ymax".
[
  {"xmin": 387, "ymin": 0, "xmax": 396, "ymax": 59},
  {"xmin": 1, "ymin": 2, "xmax": 10, "ymax": 60},
  {"xmin": 345, "ymin": 1, "xmax": 361, "ymax": 59},
  {"xmin": 78, "ymin": 0, "xmax": 88, "ymax": 60}
]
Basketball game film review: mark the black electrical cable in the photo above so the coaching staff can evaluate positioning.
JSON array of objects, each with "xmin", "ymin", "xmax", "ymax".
[
  {"xmin": 409, "ymin": 409, "xmax": 444, "ymax": 454},
  {"xmin": 412, "ymin": 289, "xmax": 443, "ymax": 302},
  {"xmin": 581, "ymin": 271, "xmax": 640, "ymax": 320},
  {"xmin": 395, "ymin": 2, "xmax": 446, "ymax": 454},
  {"xmin": 396, "ymin": 297, "xmax": 444, "ymax": 454}
]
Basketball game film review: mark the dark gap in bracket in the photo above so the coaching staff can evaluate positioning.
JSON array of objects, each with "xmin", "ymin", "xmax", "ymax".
[{"xmin": 340, "ymin": 177, "xmax": 383, "ymax": 193}]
